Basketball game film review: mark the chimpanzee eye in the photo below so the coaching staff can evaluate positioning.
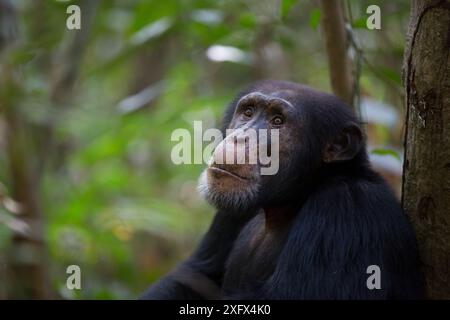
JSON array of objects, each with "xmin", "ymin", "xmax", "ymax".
[
  {"xmin": 271, "ymin": 116, "xmax": 284, "ymax": 126},
  {"xmin": 243, "ymin": 107, "xmax": 254, "ymax": 118}
]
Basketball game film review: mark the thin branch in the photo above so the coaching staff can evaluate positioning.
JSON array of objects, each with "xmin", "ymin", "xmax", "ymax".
[{"xmin": 320, "ymin": 0, "xmax": 354, "ymax": 107}]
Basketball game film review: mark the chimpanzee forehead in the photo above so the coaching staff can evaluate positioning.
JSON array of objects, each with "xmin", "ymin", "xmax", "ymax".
[
  {"xmin": 239, "ymin": 91, "xmax": 296, "ymax": 112},
  {"xmin": 251, "ymin": 89, "xmax": 301, "ymax": 109},
  {"xmin": 265, "ymin": 89, "xmax": 298, "ymax": 100},
  {"xmin": 246, "ymin": 87, "xmax": 295, "ymax": 100},
  {"xmin": 249, "ymin": 80, "xmax": 303, "ymax": 97},
  {"xmin": 245, "ymin": 81, "xmax": 331, "ymax": 109}
]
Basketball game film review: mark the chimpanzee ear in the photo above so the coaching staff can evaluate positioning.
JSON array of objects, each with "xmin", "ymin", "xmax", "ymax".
[{"xmin": 323, "ymin": 122, "xmax": 363, "ymax": 163}]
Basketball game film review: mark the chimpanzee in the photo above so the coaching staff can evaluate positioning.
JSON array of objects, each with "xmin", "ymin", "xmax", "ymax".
[{"xmin": 142, "ymin": 80, "xmax": 424, "ymax": 299}]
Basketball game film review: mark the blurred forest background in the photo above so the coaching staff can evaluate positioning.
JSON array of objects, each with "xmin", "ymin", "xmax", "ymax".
[{"xmin": 0, "ymin": 0, "xmax": 414, "ymax": 299}]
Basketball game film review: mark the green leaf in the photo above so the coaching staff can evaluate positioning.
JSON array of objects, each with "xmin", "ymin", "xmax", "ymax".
[
  {"xmin": 239, "ymin": 12, "xmax": 257, "ymax": 28},
  {"xmin": 282, "ymin": 0, "xmax": 298, "ymax": 19},
  {"xmin": 378, "ymin": 66, "xmax": 402, "ymax": 85},
  {"xmin": 310, "ymin": 8, "xmax": 321, "ymax": 30},
  {"xmin": 371, "ymin": 148, "xmax": 401, "ymax": 161},
  {"xmin": 11, "ymin": 49, "xmax": 37, "ymax": 65},
  {"xmin": 352, "ymin": 18, "xmax": 367, "ymax": 29}
]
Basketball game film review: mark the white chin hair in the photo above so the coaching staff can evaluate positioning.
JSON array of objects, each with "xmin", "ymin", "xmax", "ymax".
[
  {"xmin": 197, "ymin": 170, "xmax": 210, "ymax": 200},
  {"xmin": 197, "ymin": 169, "xmax": 259, "ymax": 211}
]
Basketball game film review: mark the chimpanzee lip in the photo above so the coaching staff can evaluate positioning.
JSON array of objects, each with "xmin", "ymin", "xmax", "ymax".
[{"xmin": 209, "ymin": 166, "xmax": 250, "ymax": 181}]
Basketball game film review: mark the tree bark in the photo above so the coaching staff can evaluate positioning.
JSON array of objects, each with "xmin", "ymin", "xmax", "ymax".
[
  {"xmin": 402, "ymin": 0, "xmax": 450, "ymax": 299},
  {"xmin": 320, "ymin": 0, "xmax": 354, "ymax": 107}
]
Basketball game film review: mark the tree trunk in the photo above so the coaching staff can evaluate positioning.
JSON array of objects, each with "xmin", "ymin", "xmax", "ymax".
[
  {"xmin": 402, "ymin": 0, "xmax": 450, "ymax": 299},
  {"xmin": 0, "ymin": 0, "xmax": 52, "ymax": 299},
  {"xmin": 3, "ymin": 80, "xmax": 52, "ymax": 299},
  {"xmin": 320, "ymin": 0, "xmax": 354, "ymax": 107}
]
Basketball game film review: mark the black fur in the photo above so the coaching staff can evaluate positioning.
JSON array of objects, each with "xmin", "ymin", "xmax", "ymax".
[{"xmin": 142, "ymin": 80, "xmax": 424, "ymax": 300}]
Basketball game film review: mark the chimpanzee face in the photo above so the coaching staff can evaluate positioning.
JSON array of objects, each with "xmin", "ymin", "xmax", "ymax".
[
  {"xmin": 198, "ymin": 90, "xmax": 304, "ymax": 212},
  {"xmin": 198, "ymin": 82, "xmax": 363, "ymax": 213}
]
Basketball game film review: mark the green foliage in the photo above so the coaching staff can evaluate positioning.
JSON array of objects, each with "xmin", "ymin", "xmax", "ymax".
[
  {"xmin": 377, "ymin": 66, "xmax": 402, "ymax": 86},
  {"xmin": 371, "ymin": 148, "xmax": 401, "ymax": 161},
  {"xmin": 309, "ymin": 8, "xmax": 321, "ymax": 30},
  {"xmin": 282, "ymin": 0, "xmax": 299, "ymax": 19},
  {"xmin": 352, "ymin": 18, "xmax": 367, "ymax": 29}
]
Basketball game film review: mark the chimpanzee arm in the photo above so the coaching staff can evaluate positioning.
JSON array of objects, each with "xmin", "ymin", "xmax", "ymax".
[{"xmin": 141, "ymin": 210, "xmax": 252, "ymax": 299}]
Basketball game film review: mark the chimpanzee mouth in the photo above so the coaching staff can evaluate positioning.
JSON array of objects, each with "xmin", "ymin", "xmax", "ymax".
[{"xmin": 209, "ymin": 166, "xmax": 250, "ymax": 181}]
